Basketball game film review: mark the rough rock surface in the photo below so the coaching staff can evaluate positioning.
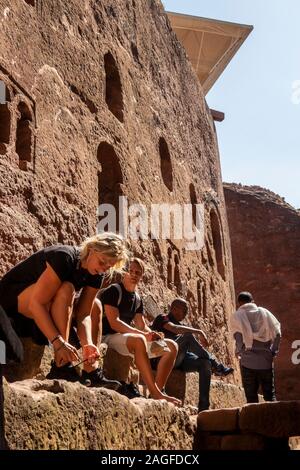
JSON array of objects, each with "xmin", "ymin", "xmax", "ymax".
[
  {"xmin": 224, "ymin": 183, "xmax": 300, "ymax": 399},
  {"xmin": 197, "ymin": 407, "xmax": 239, "ymax": 432},
  {"xmin": 220, "ymin": 434, "xmax": 266, "ymax": 451},
  {"xmin": 239, "ymin": 401, "xmax": 300, "ymax": 438},
  {"xmin": 2, "ymin": 375, "xmax": 247, "ymax": 450},
  {"xmin": 194, "ymin": 401, "xmax": 300, "ymax": 451},
  {"xmin": 3, "ymin": 338, "xmax": 45, "ymax": 382},
  {"xmin": 208, "ymin": 380, "xmax": 246, "ymax": 409},
  {"xmin": 3, "ymin": 378, "xmax": 194, "ymax": 450},
  {"xmin": 103, "ymin": 348, "xmax": 139, "ymax": 384},
  {"xmin": 166, "ymin": 369, "xmax": 246, "ymax": 409},
  {"xmin": 0, "ymin": 0, "xmax": 237, "ymax": 377}
]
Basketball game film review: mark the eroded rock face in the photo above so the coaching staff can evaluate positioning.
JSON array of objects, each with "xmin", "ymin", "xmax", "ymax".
[
  {"xmin": 195, "ymin": 401, "xmax": 300, "ymax": 450},
  {"xmin": 3, "ymin": 378, "xmax": 194, "ymax": 450},
  {"xmin": 224, "ymin": 183, "xmax": 300, "ymax": 399},
  {"xmin": 239, "ymin": 401, "xmax": 300, "ymax": 438},
  {"xmin": 0, "ymin": 0, "xmax": 236, "ymax": 374},
  {"xmin": 2, "ymin": 377, "xmax": 248, "ymax": 450}
]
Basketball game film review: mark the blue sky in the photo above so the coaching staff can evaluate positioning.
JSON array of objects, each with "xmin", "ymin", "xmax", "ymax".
[{"xmin": 163, "ymin": 0, "xmax": 300, "ymax": 209}]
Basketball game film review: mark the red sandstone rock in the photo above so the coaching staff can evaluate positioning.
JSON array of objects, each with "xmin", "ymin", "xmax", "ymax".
[
  {"xmin": 193, "ymin": 432, "xmax": 222, "ymax": 451},
  {"xmin": 221, "ymin": 433, "xmax": 265, "ymax": 450},
  {"xmin": 239, "ymin": 401, "xmax": 300, "ymax": 438},
  {"xmin": 0, "ymin": 0, "xmax": 237, "ymax": 375},
  {"xmin": 224, "ymin": 183, "xmax": 300, "ymax": 399},
  {"xmin": 103, "ymin": 348, "xmax": 139, "ymax": 384},
  {"xmin": 197, "ymin": 407, "xmax": 239, "ymax": 432},
  {"xmin": 3, "ymin": 378, "xmax": 193, "ymax": 450}
]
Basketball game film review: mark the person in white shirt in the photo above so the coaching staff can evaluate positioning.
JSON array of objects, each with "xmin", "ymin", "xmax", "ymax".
[{"xmin": 231, "ymin": 292, "xmax": 281, "ymax": 403}]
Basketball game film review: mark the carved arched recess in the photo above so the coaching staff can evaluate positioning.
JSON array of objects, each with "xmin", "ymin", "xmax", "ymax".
[
  {"xmin": 97, "ymin": 141, "xmax": 124, "ymax": 232},
  {"xmin": 104, "ymin": 52, "xmax": 124, "ymax": 123},
  {"xmin": 208, "ymin": 204, "xmax": 226, "ymax": 280},
  {"xmin": 0, "ymin": 69, "xmax": 36, "ymax": 171}
]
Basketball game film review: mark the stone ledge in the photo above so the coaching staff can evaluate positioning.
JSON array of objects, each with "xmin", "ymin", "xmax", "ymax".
[
  {"xmin": 239, "ymin": 401, "xmax": 300, "ymax": 438},
  {"xmin": 197, "ymin": 408, "xmax": 239, "ymax": 432},
  {"xmin": 194, "ymin": 401, "xmax": 300, "ymax": 450},
  {"xmin": 221, "ymin": 433, "xmax": 266, "ymax": 451},
  {"xmin": 3, "ymin": 378, "xmax": 193, "ymax": 450}
]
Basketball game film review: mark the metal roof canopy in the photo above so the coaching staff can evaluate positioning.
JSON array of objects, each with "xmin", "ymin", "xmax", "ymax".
[{"xmin": 167, "ymin": 11, "xmax": 253, "ymax": 95}]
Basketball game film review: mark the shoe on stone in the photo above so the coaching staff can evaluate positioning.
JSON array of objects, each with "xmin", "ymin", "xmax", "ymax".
[
  {"xmin": 118, "ymin": 381, "xmax": 142, "ymax": 399},
  {"xmin": 127, "ymin": 382, "xmax": 141, "ymax": 398},
  {"xmin": 46, "ymin": 360, "xmax": 80, "ymax": 382},
  {"xmin": 198, "ymin": 404, "xmax": 209, "ymax": 413},
  {"xmin": 214, "ymin": 365, "xmax": 234, "ymax": 377},
  {"xmin": 81, "ymin": 367, "xmax": 121, "ymax": 390}
]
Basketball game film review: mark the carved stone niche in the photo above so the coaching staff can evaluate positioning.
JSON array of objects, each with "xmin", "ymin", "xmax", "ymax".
[{"xmin": 0, "ymin": 68, "xmax": 36, "ymax": 171}]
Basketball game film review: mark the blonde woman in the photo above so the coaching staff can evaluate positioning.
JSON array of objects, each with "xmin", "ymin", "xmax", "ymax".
[{"xmin": 0, "ymin": 233, "xmax": 128, "ymax": 387}]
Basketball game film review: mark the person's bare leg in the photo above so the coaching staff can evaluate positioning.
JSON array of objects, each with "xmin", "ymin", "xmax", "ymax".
[
  {"xmin": 127, "ymin": 335, "xmax": 181, "ymax": 406},
  {"xmin": 50, "ymin": 282, "xmax": 75, "ymax": 365},
  {"xmin": 155, "ymin": 339, "xmax": 178, "ymax": 390},
  {"xmin": 91, "ymin": 298, "xmax": 102, "ymax": 347},
  {"xmin": 18, "ymin": 284, "xmax": 40, "ymax": 319},
  {"xmin": 18, "ymin": 281, "xmax": 75, "ymax": 365},
  {"xmin": 81, "ymin": 298, "xmax": 102, "ymax": 373}
]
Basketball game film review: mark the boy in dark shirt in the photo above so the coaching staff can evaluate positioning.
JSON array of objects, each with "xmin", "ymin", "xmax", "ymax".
[
  {"xmin": 152, "ymin": 298, "xmax": 234, "ymax": 411},
  {"xmin": 99, "ymin": 258, "xmax": 181, "ymax": 406}
]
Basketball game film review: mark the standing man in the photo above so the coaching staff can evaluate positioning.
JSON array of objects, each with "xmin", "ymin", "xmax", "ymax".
[
  {"xmin": 231, "ymin": 292, "xmax": 281, "ymax": 403},
  {"xmin": 152, "ymin": 298, "xmax": 233, "ymax": 412}
]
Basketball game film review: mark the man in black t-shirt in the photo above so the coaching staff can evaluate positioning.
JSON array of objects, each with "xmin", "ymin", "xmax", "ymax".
[
  {"xmin": 0, "ymin": 234, "xmax": 127, "ymax": 389},
  {"xmin": 152, "ymin": 298, "xmax": 234, "ymax": 412},
  {"xmin": 101, "ymin": 282, "xmax": 144, "ymax": 337},
  {"xmin": 100, "ymin": 258, "xmax": 181, "ymax": 406}
]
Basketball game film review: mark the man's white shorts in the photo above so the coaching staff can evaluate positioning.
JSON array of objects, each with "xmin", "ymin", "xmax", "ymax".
[
  {"xmin": 102, "ymin": 333, "xmax": 137, "ymax": 358},
  {"xmin": 102, "ymin": 333, "xmax": 170, "ymax": 359}
]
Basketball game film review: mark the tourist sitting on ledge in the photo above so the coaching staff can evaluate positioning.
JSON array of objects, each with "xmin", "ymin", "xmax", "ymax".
[
  {"xmin": 152, "ymin": 298, "xmax": 234, "ymax": 412},
  {"xmin": 94, "ymin": 257, "xmax": 181, "ymax": 405},
  {"xmin": 0, "ymin": 232, "xmax": 128, "ymax": 389}
]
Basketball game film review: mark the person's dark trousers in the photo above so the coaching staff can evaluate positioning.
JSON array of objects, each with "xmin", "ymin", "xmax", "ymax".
[
  {"xmin": 175, "ymin": 333, "xmax": 220, "ymax": 370},
  {"xmin": 241, "ymin": 365, "xmax": 276, "ymax": 403},
  {"xmin": 176, "ymin": 351, "xmax": 212, "ymax": 411}
]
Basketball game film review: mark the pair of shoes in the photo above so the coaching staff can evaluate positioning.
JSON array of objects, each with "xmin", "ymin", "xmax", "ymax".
[
  {"xmin": 46, "ymin": 360, "xmax": 80, "ymax": 382},
  {"xmin": 81, "ymin": 368, "xmax": 121, "ymax": 391},
  {"xmin": 214, "ymin": 365, "xmax": 234, "ymax": 377},
  {"xmin": 118, "ymin": 381, "xmax": 142, "ymax": 399}
]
